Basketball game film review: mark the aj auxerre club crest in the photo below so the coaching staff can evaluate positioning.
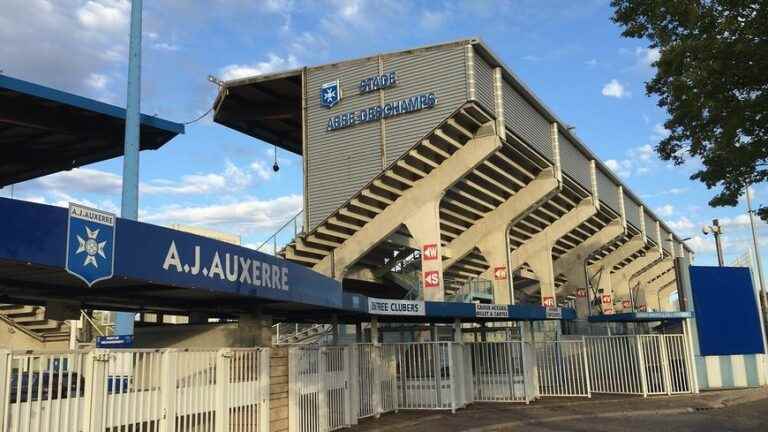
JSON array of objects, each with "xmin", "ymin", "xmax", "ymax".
[
  {"xmin": 66, "ymin": 203, "xmax": 116, "ymax": 287},
  {"xmin": 320, "ymin": 79, "xmax": 341, "ymax": 108}
]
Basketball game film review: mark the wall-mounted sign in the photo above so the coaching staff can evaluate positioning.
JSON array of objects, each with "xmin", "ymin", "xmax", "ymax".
[
  {"xmin": 423, "ymin": 270, "xmax": 440, "ymax": 288},
  {"xmin": 66, "ymin": 203, "xmax": 116, "ymax": 287},
  {"xmin": 601, "ymin": 294, "xmax": 612, "ymax": 305},
  {"xmin": 359, "ymin": 72, "xmax": 397, "ymax": 94},
  {"xmin": 621, "ymin": 300, "xmax": 631, "ymax": 309},
  {"xmin": 96, "ymin": 335, "xmax": 134, "ymax": 348},
  {"xmin": 475, "ymin": 303, "xmax": 508, "ymax": 318},
  {"xmin": 545, "ymin": 307, "xmax": 562, "ymax": 319},
  {"xmin": 493, "ymin": 267, "xmax": 507, "ymax": 280},
  {"xmin": 368, "ymin": 297, "xmax": 425, "ymax": 316},
  {"xmin": 422, "ymin": 243, "xmax": 438, "ymax": 260},
  {"xmin": 320, "ymin": 80, "xmax": 342, "ymax": 108},
  {"xmin": 324, "ymin": 70, "xmax": 437, "ymax": 132},
  {"xmin": 576, "ymin": 288, "xmax": 587, "ymax": 298},
  {"xmin": 542, "ymin": 296, "xmax": 555, "ymax": 307}
]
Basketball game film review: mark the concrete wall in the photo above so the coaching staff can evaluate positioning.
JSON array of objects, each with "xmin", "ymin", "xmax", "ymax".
[{"xmin": 134, "ymin": 323, "xmax": 246, "ymax": 348}]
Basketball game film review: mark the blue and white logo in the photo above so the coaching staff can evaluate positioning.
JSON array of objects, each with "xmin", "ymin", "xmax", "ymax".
[
  {"xmin": 66, "ymin": 203, "xmax": 116, "ymax": 287},
  {"xmin": 320, "ymin": 79, "xmax": 341, "ymax": 108}
]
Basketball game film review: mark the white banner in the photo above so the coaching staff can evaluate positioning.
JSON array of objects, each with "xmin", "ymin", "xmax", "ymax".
[
  {"xmin": 545, "ymin": 307, "xmax": 562, "ymax": 319},
  {"xmin": 475, "ymin": 304, "xmax": 509, "ymax": 318},
  {"xmin": 368, "ymin": 298, "xmax": 425, "ymax": 316}
]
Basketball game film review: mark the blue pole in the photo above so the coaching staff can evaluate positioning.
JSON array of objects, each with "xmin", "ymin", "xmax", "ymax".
[{"xmin": 116, "ymin": 0, "xmax": 143, "ymax": 336}]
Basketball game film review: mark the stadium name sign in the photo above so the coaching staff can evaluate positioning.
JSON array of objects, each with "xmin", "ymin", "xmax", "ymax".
[
  {"xmin": 162, "ymin": 240, "xmax": 290, "ymax": 291},
  {"xmin": 325, "ymin": 71, "xmax": 438, "ymax": 132}
]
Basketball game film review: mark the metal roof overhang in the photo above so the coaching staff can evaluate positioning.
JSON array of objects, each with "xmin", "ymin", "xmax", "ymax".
[
  {"xmin": 0, "ymin": 75, "xmax": 184, "ymax": 187},
  {"xmin": 588, "ymin": 311, "xmax": 692, "ymax": 323},
  {"xmin": 213, "ymin": 70, "xmax": 302, "ymax": 155}
]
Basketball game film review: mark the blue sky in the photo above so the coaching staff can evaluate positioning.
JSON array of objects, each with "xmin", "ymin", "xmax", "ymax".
[{"xmin": 1, "ymin": 0, "xmax": 767, "ymax": 278}]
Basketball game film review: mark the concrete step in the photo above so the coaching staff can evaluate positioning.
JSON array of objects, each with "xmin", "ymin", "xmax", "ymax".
[
  {"xmin": 0, "ymin": 305, "xmax": 38, "ymax": 317},
  {"xmin": 25, "ymin": 320, "xmax": 64, "ymax": 331}
]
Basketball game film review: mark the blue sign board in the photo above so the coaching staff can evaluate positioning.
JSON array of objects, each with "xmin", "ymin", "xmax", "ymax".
[{"xmin": 96, "ymin": 335, "xmax": 134, "ymax": 348}]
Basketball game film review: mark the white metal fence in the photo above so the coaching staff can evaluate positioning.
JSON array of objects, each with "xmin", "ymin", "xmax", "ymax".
[
  {"xmin": 585, "ymin": 335, "xmax": 693, "ymax": 396},
  {"xmin": 535, "ymin": 340, "xmax": 591, "ymax": 397},
  {"xmin": 0, "ymin": 348, "xmax": 270, "ymax": 432},
  {"xmin": 466, "ymin": 342, "xmax": 531, "ymax": 402}
]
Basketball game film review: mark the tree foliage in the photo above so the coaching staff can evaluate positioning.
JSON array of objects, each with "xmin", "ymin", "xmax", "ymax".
[{"xmin": 611, "ymin": 0, "xmax": 768, "ymax": 219}]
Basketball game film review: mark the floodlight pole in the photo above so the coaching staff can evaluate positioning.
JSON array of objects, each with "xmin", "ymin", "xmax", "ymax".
[
  {"xmin": 116, "ymin": 0, "xmax": 143, "ymax": 337},
  {"xmin": 746, "ymin": 186, "xmax": 768, "ymax": 317}
]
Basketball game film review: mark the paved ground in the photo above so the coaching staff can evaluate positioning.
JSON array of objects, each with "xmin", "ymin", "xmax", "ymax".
[{"xmin": 350, "ymin": 388, "xmax": 768, "ymax": 432}]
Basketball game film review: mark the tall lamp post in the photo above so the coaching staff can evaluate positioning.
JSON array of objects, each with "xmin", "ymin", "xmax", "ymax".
[
  {"xmin": 746, "ymin": 186, "xmax": 768, "ymax": 319},
  {"xmin": 703, "ymin": 219, "xmax": 725, "ymax": 266}
]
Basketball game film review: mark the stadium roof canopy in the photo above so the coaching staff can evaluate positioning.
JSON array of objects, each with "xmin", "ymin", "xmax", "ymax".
[{"xmin": 0, "ymin": 75, "xmax": 184, "ymax": 187}]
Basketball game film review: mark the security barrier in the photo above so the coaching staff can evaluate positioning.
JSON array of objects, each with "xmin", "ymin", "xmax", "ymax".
[
  {"xmin": 466, "ymin": 342, "xmax": 532, "ymax": 402},
  {"xmin": 0, "ymin": 348, "xmax": 270, "ymax": 432},
  {"xmin": 585, "ymin": 335, "xmax": 694, "ymax": 396},
  {"xmin": 535, "ymin": 340, "xmax": 591, "ymax": 397}
]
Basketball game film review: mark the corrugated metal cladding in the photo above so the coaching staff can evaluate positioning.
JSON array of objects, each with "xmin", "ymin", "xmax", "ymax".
[
  {"xmin": 502, "ymin": 80, "xmax": 552, "ymax": 161},
  {"xmin": 306, "ymin": 59, "xmax": 382, "ymax": 230},
  {"xmin": 473, "ymin": 52, "xmax": 495, "ymax": 116},
  {"xmin": 383, "ymin": 45, "xmax": 468, "ymax": 166},
  {"xmin": 644, "ymin": 212, "xmax": 657, "ymax": 242},
  {"xmin": 558, "ymin": 133, "xmax": 591, "ymax": 190},
  {"xmin": 596, "ymin": 168, "xmax": 620, "ymax": 213},
  {"xmin": 624, "ymin": 196, "xmax": 642, "ymax": 232}
]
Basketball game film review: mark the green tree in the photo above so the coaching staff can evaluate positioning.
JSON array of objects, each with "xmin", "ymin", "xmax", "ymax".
[{"xmin": 611, "ymin": 1, "xmax": 768, "ymax": 219}]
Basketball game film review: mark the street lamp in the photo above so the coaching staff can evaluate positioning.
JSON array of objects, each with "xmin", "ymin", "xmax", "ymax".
[{"xmin": 702, "ymin": 219, "xmax": 725, "ymax": 266}]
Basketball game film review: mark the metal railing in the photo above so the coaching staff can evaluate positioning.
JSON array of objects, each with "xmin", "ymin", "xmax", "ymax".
[
  {"xmin": 255, "ymin": 210, "xmax": 304, "ymax": 255},
  {"xmin": 0, "ymin": 347, "xmax": 270, "ymax": 432},
  {"xmin": 535, "ymin": 340, "xmax": 591, "ymax": 397}
]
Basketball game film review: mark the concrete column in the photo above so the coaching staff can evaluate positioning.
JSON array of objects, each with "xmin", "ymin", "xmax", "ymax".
[
  {"xmin": 509, "ymin": 197, "xmax": 597, "ymax": 306},
  {"xmin": 238, "ymin": 313, "xmax": 272, "ymax": 347},
  {"xmin": 596, "ymin": 270, "xmax": 614, "ymax": 314},
  {"xmin": 658, "ymin": 283, "xmax": 678, "ymax": 311},
  {"xmin": 404, "ymin": 198, "xmax": 445, "ymax": 301},
  {"xmin": 477, "ymin": 227, "xmax": 513, "ymax": 304},
  {"xmin": 370, "ymin": 317, "xmax": 380, "ymax": 346},
  {"xmin": 555, "ymin": 219, "xmax": 624, "ymax": 295},
  {"xmin": 453, "ymin": 318, "xmax": 462, "ymax": 343}
]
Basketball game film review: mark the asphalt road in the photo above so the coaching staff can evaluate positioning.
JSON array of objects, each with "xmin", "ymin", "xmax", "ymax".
[{"xmin": 514, "ymin": 399, "xmax": 768, "ymax": 432}]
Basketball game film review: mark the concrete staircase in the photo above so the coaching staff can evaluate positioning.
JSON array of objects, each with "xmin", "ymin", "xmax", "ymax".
[
  {"xmin": 273, "ymin": 323, "xmax": 333, "ymax": 345},
  {"xmin": 0, "ymin": 304, "xmax": 71, "ymax": 343}
]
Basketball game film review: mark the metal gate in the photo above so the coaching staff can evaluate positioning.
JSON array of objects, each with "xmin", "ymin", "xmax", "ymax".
[
  {"xmin": 535, "ymin": 340, "xmax": 591, "ymax": 397},
  {"xmin": 1, "ymin": 348, "xmax": 270, "ymax": 432},
  {"xmin": 389, "ymin": 342, "xmax": 467, "ymax": 412},
  {"xmin": 288, "ymin": 346, "xmax": 353, "ymax": 432},
  {"xmin": 466, "ymin": 342, "xmax": 531, "ymax": 402},
  {"xmin": 354, "ymin": 344, "xmax": 397, "ymax": 419},
  {"xmin": 585, "ymin": 335, "xmax": 693, "ymax": 396}
]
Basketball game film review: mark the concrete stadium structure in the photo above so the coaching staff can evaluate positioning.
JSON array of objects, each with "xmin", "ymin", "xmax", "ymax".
[{"xmin": 215, "ymin": 38, "xmax": 693, "ymax": 315}]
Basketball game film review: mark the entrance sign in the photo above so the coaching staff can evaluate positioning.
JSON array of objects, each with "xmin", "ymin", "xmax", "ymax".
[
  {"xmin": 423, "ymin": 270, "xmax": 440, "ymax": 288},
  {"xmin": 96, "ymin": 335, "xmax": 134, "ymax": 348},
  {"xmin": 475, "ymin": 304, "xmax": 508, "ymax": 318},
  {"xmin": 66, "ymin": 203, "xmax": 116, "ymax": 287},
  {"xmin": 493, "ymin": 267, "xmax": 508, "ymax": 280},
  {"xmin": 422, "ymin": 243, "xmax": 438, "ymax": 260},
  {"xmin": 368, "ymin": 298, "xmax": 425, "ymax": 316},
  {"xmin": 545, "ymin": 307, "xmax": 562, "ymax": 319}
]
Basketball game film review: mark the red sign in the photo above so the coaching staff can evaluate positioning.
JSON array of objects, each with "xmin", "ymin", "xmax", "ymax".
[
  {"xmin": 576, "ymin": 289, "xmax": 587, "ymax": 298},
  {"xmin": 542, "ymin": 296, "xmax": 555, "ymax": 307},
  {"xmin": 639, "ymin": 304, "xmax": 647, "ymax": 312},
  {"xmin": 422, "ymin": 244, "xmax": 438, "ymax": 261},
  {"xmin": 493, "ymin": 266, "xmax": 508, "ymax": 280},
  {"xmin": 604, "ymin": 308, "xmax": 615, "ymax": 315},
  {"xmin": 601, "ymin": 294, "xmax": 612, "ymax": 305},
  {"xmin": 423, "ymin": 270, "xmax": 440, "ymax": 288},
  {"xmin": 622, "ymin": 300, "xmax": 631, "ymax": 309}
]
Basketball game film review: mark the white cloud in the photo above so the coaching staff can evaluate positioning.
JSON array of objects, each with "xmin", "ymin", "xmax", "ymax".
[
  {"xmin": 250, "ymin": 160, "xmax": 273, "ymax": 181},
  {"xmin": 76, "ymin": 0, "xmax": 130, "ymax": 33},
  {"xmin": 605, "ymin": 159, "xmax": 632, "ymax": 178},
  {"xmin": 635, "ymin": 47, "xmax": 660, "ymax": 67},
  {"xmin": 585, "ymin": 58, "xmax": 597, "ymax": 67},
  {"xmin": 686, "ymin": 235, "xmax": 716, "ymax": 253},
  {"xmin": 421, "ymin": 10, "xmax": 449, "ymax": 29},
  {"xmin": 143, "ymin": 195, "xmax": 303, "ymax": 234},
  {"xmin": 601, "ymin": 79, "xmax": 629, "ymax": 98},
  {"xmin": 651, "ymin": 123, "xmax": 670, "ymax": 141},
  {"xmin": 630, "ymin": 144, "xmax": 654, "ymax": 161},
  {"xmin": 219, "ymin": 53, "xmax": 299, "ymax": 81},
  {"xmin": 152, "ymin": 42, "xmax": 180, "ymax": 51},
  {"xmin": 85, "ymin": 73, "xmax": 109, "ymax": 90},
  {"xmin": 667, "ymin": 216, "xmax": 695, "ymax": 231},
  {"xmin": 522, "ymin": 55, "xmax": 541, "ymax": 62},
  {"xmin": 655, "ymin": 204, "xmax": 675, "ymax": 217}
]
